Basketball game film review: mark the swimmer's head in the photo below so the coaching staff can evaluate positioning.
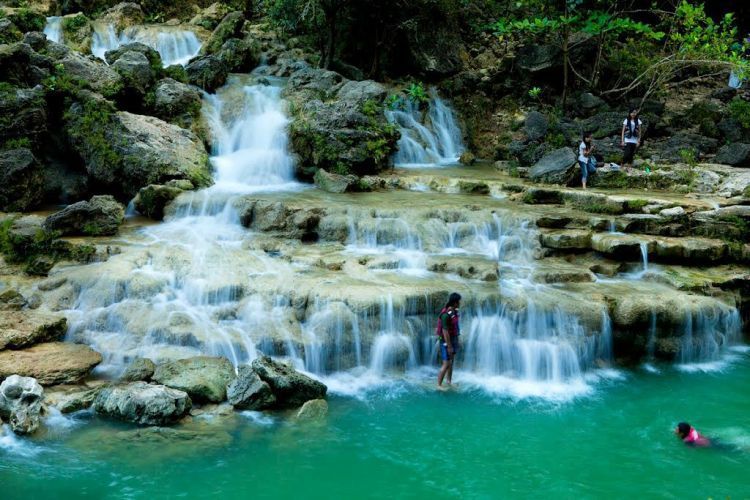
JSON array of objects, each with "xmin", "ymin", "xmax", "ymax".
[{"xmin": 676, "ymin": 422, "xmax": 691, "ymax": 438}]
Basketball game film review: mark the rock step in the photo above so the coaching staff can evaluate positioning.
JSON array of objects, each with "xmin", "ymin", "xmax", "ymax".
[{"xmin": 539, "ymin": 229, "xmax": 746, "ymax": 264}]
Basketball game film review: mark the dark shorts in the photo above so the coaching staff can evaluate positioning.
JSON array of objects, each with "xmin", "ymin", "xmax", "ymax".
[
  {"xmin": 623, "ymin": 142, "xmax": 637, "ymax": 164},
  {"xmin": 440, "ymin": 336, "xmax": 459, "ymax": 361}
]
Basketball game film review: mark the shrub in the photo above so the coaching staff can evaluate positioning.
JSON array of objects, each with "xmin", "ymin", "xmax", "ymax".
[
  {"xmin": 8, "ymin": 7, "xmax": 45, "ymax": 33},
  {"xmin": 728, "ymin": 97, "xmax": 750, "ymax": 130},
  {"xmin": 61, "ymin": 13, "xmax": 89, "ymax": 33}
]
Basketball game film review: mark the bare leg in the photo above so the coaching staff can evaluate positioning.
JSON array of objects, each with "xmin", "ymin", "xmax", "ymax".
[
  {"xmin": 437, "ymin": 360, "xmax": 451, "ymax": 389},
  {"xmin": 446, "ymin": 359, "xmax": 454, "ymax": 385}
]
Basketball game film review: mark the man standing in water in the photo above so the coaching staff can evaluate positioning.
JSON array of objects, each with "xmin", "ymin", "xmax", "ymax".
[{"xmin": 437, "ymin": 292, "xmax": 461, "ymax": 391}]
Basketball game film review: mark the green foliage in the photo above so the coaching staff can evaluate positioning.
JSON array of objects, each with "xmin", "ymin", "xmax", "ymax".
[
  {"xmin": 64, "ymin": 99, "xmax": 120, "ymax": 171},
  {"xmin": 8, "ymin": 7, "xmax": 45, "ymax": 33},
  {"xmin": 679, "ymin": 148, "xmax": 697, "ymax": 167},
  {"xmin": 61, "ymin": 13, "xmax": 89, "ymax": 33},
  {"xmin": 405, "ymin": 82, "xmax": 428, "ymax": 104},
  {"xmin": 528, "ymin": 87, "xmax": 542, "ymax": 100},
  {"xmin": 43, "ymin": 63, "xmax": 87, "ymax": 95},
  {"xmin": 626, "ymin": 199, "xmax": 649, "ymax": 211},
  {"xmin": 361, "ymin": 99, "xmax": 381, "ymax": 117},
  {"xmin": 162, "ymin": 65, "xmax": 188, "ymax": 84},
  {"xmin": 545, "ymin": 132, "xmax": 566, "ymax": 148},
  {"xmin": 384, "ymin": 94, "xmax": 404, "ymax": 111},
  {"xmin": 580, "ymin": 202, "xmax": 621, "ymax": 215},
  {"xmin": 728, "ymin": 98, "xmax": 750, "ymax": 130},
  {"xmin": 1, "ymin": 137, "xmax": 32, "ymax": 150}
]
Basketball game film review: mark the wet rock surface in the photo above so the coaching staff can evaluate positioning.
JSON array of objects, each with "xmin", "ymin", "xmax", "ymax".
[
  {"xmin": 152, "ymin": 356, "xmax": 235, "ymax": 403},
  {"xmin": 0, "ymin": 342, "xmax": 102, "ymax": 385},
  {"xmin": 44, "ymin": 195, "xmax": 125, "ymax": 236},
  {"xmin": 251, "ymin": 356, "xmax": 327, "ymax": 409},
  {"xmin": 0, "ymin": 375, "xmax": 44, "ymax": 435},
  {"xmin": 226, "ymin": 364, "xmax": 276, "ymax": 410},
  {"xmin": 93, "ymin": 381, "xmax": 192, "ymax": 425}
]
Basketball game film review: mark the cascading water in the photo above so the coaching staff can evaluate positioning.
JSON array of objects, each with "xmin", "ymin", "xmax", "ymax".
[
  {"xmin": 91, "ymin": 24, "xmax": 201, "ymax": 66},
  {"xmin": 44, "ymin": 17, "xmax": 63, "ymax": 43},
  {"xmin": 385, "ymin": 89, "xmax": 464, "ymax": 167}
]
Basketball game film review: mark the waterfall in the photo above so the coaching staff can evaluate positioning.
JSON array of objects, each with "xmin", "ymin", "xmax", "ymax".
[
  {"xmin": 44, "ymin": 17, "xmax": 63, "ymax": 43},
  {"xmin": 385, "ymin": 89, "xmax": 464, "ymax": 167},
  {"xmin": 91, "ymin": 24, "xmax": 201, "ymax": 66},
  {"xmin": 639, "ymin": 242, "xmax": 649, "ymax": 272},
  {"xmin": 202, "ymin": 78, "xmax": 299, "ymax": 193},
  {"xmin": 678, "ymin": 307, "xmax": 741, "ymax": 366}
]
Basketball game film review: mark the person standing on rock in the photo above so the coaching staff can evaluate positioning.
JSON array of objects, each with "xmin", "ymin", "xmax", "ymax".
[
  {"xmin": 436, "ymin": 292, "xmax": 461, "ymax": 391},
  {"xmin": 578, "ymin": 131, "xmax": 597, "ymax": 190},
  {"xmin": 621, "ymin": 108, "xmax": 642, "ymax": 171}
]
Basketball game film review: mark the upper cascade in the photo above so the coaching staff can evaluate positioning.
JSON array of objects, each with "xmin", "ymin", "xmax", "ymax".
[
  {"xmin": 386, "ymin": 89, "xmax": 465, "ymax": 167},
  {"xmin": 201, "ymin": 75, "xmax": 302, "ymax": 195},
  {"xmin": 91, "ymin": 24, "xmax": 201, "ymax": 66},
  {"xmin": 43, "ymin": 16, "xmax": 63, "ymax": 43}
]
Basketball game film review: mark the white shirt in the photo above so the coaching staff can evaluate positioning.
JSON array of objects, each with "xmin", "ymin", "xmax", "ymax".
[
  {"xmin": 623, "ymin": 118, "xmax": 642, "ymax": 144},
  {"xmin": 579, "ymin": 142, "xmax": 590, "ymax": 163}
]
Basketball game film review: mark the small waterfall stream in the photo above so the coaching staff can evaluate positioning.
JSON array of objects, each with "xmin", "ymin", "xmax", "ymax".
[
  {"xmin": 386, "ymin": 89, "xmax": 464, "ymax": 167},
  {"xmin": 44, "ymin": 17, "xmax": 64, "ymax": 43},
  {"xmin": 91, "ymin": 24, "xmax": 201, "ymax": 66}
]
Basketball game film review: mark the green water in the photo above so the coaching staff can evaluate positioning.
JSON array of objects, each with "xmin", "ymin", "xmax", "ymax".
[{"xmin": 2, "ymin": 355, "xmax": 750, "ymax": 499}]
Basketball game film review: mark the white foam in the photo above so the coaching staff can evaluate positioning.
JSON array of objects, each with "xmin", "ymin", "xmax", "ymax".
[
  {"xmin": 0, "ymin": 425, "xmax": 42, "ymax": 457},
  {"xmin": 240, "ymin": 411, "xmax": 275, "ymax": 426}
]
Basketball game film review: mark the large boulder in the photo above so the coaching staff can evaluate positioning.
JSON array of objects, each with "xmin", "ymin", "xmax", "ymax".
[
  {"xmin": 654, "ymin": 132, "xmax": 718, "ymax": 162},
  {"xmin": 152, "ymin": 78, "xmax": 201, "ymax": 121},
  {"xmin": 0, "ymin": 375, "xmax": 44, "ymax": 435},
  {"xmin": 0, "ymin": 311, "xmax": 67, "ymax": 350},
  {"xmin": 0, "ymin": 342, "xmax": 102, "ymax": 385},
  {"xmin": 201, "ymin": 11, "xmax": 244, "ymax": 55},
  {"xmin": 185, "ymin": 54, "xmax": 227, "ymax": 92},
  {"xmin": 59, "ymin": 13, "xmax": 93, "ymax": 53},
  {"xmin": 0, "ymin": 85, "xmax": 47, "ymax": 143},
  {"xmin": 714, "ymin": 143, "xmax": 750, "ymax": 167},
  {"xmin": 99, "ymin": 2, "xmax": 144, "ymax": 32},
  {"xmin": 0, "ymin": 42, "xmax": 51, "ymax": 87},
  {"xmin": 295, "ymin": 398, "xmax": 328, "ymax": 422},
  {"xmin": 286, "ymin": 73, "xmax": 399, "ymax": 177},
  {"xmin": 528, "ymin": 147, "xmax": 577, "ymax": 184},
  {"xmin": 524, "ymin": 111, "xmax": 548, "ymax": 141},
  {"xmin": 44, "ymin": 195, "xmax": 125, "ymax": 236},
  {"xmin": 56, "ymin": 48, "xmax": 122, "ymax": 96},
  {"xmin": 110, "ymin": 50, "xmax": 153, "ymax": 96},
  {"xmin": 152, "ymin": 356, "xmax": 235, "ymax": 403},
  {"xmin": 0, "ymin": 18, "xmax": 23, "ymax": 45},
  {"xmin": 190, "ymin": 2, "xmax": 231, "ymax": 31},
  {"xmin": 226, "ymin": 364, "xmax": 276, "ymax": 410},
  {"xmin": 216, "ymin": 37, "xmax": 260, "ymax": 73},
  {"xmin": 93, "ymin": 381, "xmax": 191, "ymax": 425},
  {"xmin": 0, "ymin": 148, "xmax": 45, "ymax": 212},
  {"xmin": 251, "ymin": 356, "xmax": 326, "ymax": 408},
  {"xmin": 517, "ymin": 44, "xmax": 560, "ymax": 72},
  {"xmin": 65, "ymin": 92, "xmax": 211, "ymax": 199},
  {"xmin": 104, "ymin": 41, "xmax": 161, "ymax": 67}
]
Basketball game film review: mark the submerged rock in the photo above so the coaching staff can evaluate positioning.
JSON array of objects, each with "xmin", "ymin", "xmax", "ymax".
[
  {"xmin": 295, "ymin": 399, "xmax": 328, "ymax": 422},
  {"xmin": 0, "ymin": 375, "xmax": 44, "ymax": 435},
  {"xmin": 44, "ymin": 195, "xmax": 125, "ymax": 236},
  {"xmin": 251, "ymin": 356, "xmax": 326, "ymax": 409},
  {"xmin": 152, "ymin": 356, "xmax": 235, "ymax": 403},
  {"xmin": 93, "ymin": 381, "xmax": 192, "ymax": 425},
  {"xmin": 0, "ymin": 342, "xmax": 102, "ymax": 385},
  {"xmin": 226, "ymin": 364, "xmax": 276, "ymax": 410},
  {"xmin": 314, "ymin": 169, "xmax": 357, "ymax": 194}
]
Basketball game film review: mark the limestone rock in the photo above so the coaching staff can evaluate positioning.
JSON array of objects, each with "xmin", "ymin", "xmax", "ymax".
[
  {"xmin": 251, "ymin": 355, "xmax": 326, "ymax": 408},
  {"xmin": 216, "ymin": 37, "xmax": 260, "ymax": 73},
  {"xmin": 524, "ymin": 111, "xmax": 548, "ymax": 141},
  {"xmin": 654, "ymin": 238, "xmax": 727, "ymax": 263},
  {"xmin": 0, "ymin": 42, "xmax": 51, "ymax": 87},
  {"xmin": 190, "ymin": 2, "xmax": 231, "ymax": 30},
  {"xmin": 529, "ymin": 148, "xmax": 577, "ymax": 184},
  {"xmin": 0, "ymin": 290, "xmax": 26, "ymax": 311},
  {"xmin": 65, "ymin": 93, "xmax": 211, "ymax": 199},
  {"xmin": 0, "ymin": 18, "xmax": 22, "ymax": 45},
  {"xmin": 314, "ymin": 169, "xmax": 357, "ymax": 193},
  {"xmin": 57, "ymin": 49, "xmax": 122, "ymax": 95},
  {"xmin": 201, "ymin": 11, "xmax": 244, "ymax": 55},
  {"xmin": 153, "ymin": 78, "xmax": 201, "ymax": 120},
  {"xmin": 715, "ymin": 143, "xmax": 750, "ymax": 167},
  {"xmin": 111, "ymin": 50, "xmax": 153, "ymax": 96},
  {"xmin": 44, "ymin": 195, "xmax": 124, "ymax": 236},
  {"xmin": 152, "ymin": 356, "xmax": 235, "ymax": 403},
  {"xmin": 591, "ymin": 233, "xmax": 653, "ymax": 260},
  {"xmin": 0, "ymin": 85, "xmax": 47, "ymax": 144},
  {"xmin": 93, "ymin": 381, "xmax": 191, "ymax": 425},
  {"xmin": 0, "ymin": 375, "xmax": 44, "ymax": 435},
  {"xmin": 45, "ymin": 385, "xmax": 100, "ymax": 413},
  {"xmin": 0, "ymin": 148, "xmax": 44, "ymax": 212},
  {"xmin": 539, "ymin": 230, "xmax": 592, "ymax": 250},
  {"xmin": 0, "ymin": 342, "xmax": 102, "ymax": 385},
  {"xmin": 120, "ymin": 358, "xmax": 156, "ymax": 382},
  {"xmin": 185, "ymin": 54, "xmax": 227, "ymax": 91},
  {"xmin": 99, "ymin": 2, "xmax": 144, "ymax": 32},
  {"xmin": 104, "ymin": 41, "xmax": 160, "ymax": 67},
  {"xmin": 59, "ymin": 13, "xmax": 92, "ymax": 53},
  {"xmin": 0, "ymin": 311, "xmax": 67, "ymax": 350},
  {"xmin": 659, "ymin": 206, "xmax": 685, "ymax": 218},
  {"xmin": 226, "ymin": 364, "xmax": 276, "ymax": 410},
  {"xmin": 295, "ymin": 398, "xmax": 328, "ymax": 421},
  {"xmin": 133, "ymin": 181, "xmax": 193, "ymax": 220}
]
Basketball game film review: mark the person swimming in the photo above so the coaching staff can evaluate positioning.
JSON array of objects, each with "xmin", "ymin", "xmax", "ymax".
[{"xmin": 675, "ymin": 422, "xmax": 711, "ymax": 447}]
